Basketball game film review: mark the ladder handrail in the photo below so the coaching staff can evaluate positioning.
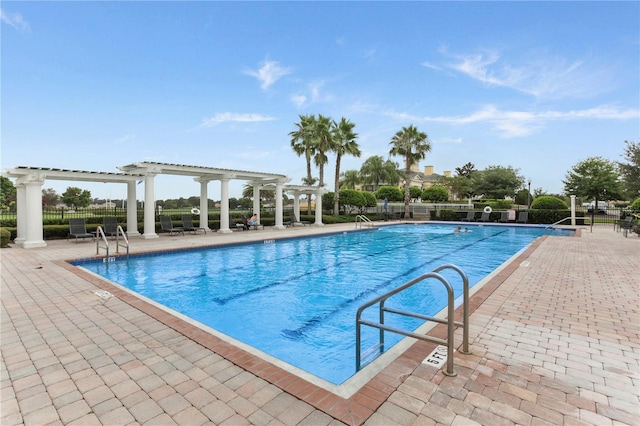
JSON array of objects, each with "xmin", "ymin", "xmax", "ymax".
[
  {"xmin": 545, "ymin": 216, "xmax": 591, "ymax": 229},
  {"xmin": 355, "ymin": 263, "xmax": 470, "ymax": 376},
  {"xmin": 95, "ymin": 226, "xmax": 109, "ymax": 258},
  {"xmin": 115, "ymin": 225, "xmax": 129, "ymax": 258},
  {"xmin": 96, "ymin": 225, "xmax": 130, "ymax": 259},
  {"xmin": 355, "ymin": 214, "xmax": 374, "ymax": 229}
]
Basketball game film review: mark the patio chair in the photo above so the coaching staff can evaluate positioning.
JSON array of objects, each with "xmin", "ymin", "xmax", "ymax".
[
  {"xmin": 516, "ymin": 212, "xmax": 529, "ymax": 224},
  {"xmin": 478, "ymin": 212, "xmax": 491, "ymax": 222},
  {"xmin": 619, "ymin": 216, "xmax": 634, "ymax": 237},
  {"xmin": 102, "ymin": 217, "xmax": 119, "ymax": 239},
  {"xmin": 159, "ymin": 215, "xmax": 184, "ymax": 236},
  {"xmin": 286, "ymin": 212, "xmax": 309, "ymax": 227},
  {"xmin": 461, "ymin": 211, "xmax": 475, "ymax": 222},
  {"xmin": 181, "ymin": 215, "xmax": 206, "ymax": 234},
  {"xmin": 68, "ymin": 218, "xmax": 94, "ymax": 242},
  {"xmin": 498, "ymin": 211, "xmax": 509, "ymax": 223}
]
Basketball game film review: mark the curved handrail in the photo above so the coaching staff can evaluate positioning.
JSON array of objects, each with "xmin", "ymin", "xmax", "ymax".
[
  {"xmin": 356, "ymin": 268, "xmax": 462, "ymax": 376},
  {"xmin": 432, "ymin": 264, "xmax": 470, "ymax": 354},
  {"xmin": 96, "ymin": 225, "xmax": 130, "ymax": 259},
  {"xmin": 355, "ymin": 214, "xmax": 374, "ymax": 229},
  {"xmin": 545, "ymin": 216, "xmax": 591, "ymax": 229},
  {"xmin": 95, "ymin": 226, "xmax": 109, "ymax": 258}
]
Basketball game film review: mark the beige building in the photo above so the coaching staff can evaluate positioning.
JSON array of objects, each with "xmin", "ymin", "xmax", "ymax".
[{"xmin": 401, "ymin": 165, "xmax": 451, "ymax": 190}]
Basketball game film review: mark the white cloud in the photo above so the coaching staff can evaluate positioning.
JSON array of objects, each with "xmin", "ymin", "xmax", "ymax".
[
  {"xmin": 199, "ymin": 112, "xmax": 276, "ymax": 128},
  {"xmin": 432, "ymin": 47, "xmax": 614, "ymax": 99},
  {"xmin": 244, "ymin": 60, "xmax": 291, "ymax": 90},
  {"xmin": 290, "ymin": 94, "xmax": 307, "ymax": 108},
  {"xmin": 289, "ymin": 80, "xmax": 333, "ymax": 108},
  {"xmin": 1, "ymin": 8, "xmax": 30, "ymax": 32},
  {"xmin": 386, "ymin": 104, "xmax": 639, "ymax": 138}
]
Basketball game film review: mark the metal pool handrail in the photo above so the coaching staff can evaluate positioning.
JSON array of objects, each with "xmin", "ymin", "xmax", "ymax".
[
  {"xmin": 355, "ymin": 214, "xmax": 375, "ymax": 229},
  {"xmin": 355, "ymin": 263, "xmax": 470, "ymax": 377},
  {"xmin": 95, "ymin": 225, "xmax": 129, "ymax": 259}
]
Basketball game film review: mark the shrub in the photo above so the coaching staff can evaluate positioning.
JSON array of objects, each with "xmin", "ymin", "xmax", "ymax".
[
  {"xmin": 630, "ymin": 198, "xmax": 640, "ymax": 212},
  {"xmin": 0, "ymin": 228, "xmax": 11, "ymax": 247},
  {"xmin": 422, "ymin": 186, "xmax": 449, "ymax": 202},
  {"xmin": 531, "ymin": 195, "xmax": 568, "ymax": 210},
  {"xmin": 375, "ymin": 186, "xmax": 403, "ymax": 202}
]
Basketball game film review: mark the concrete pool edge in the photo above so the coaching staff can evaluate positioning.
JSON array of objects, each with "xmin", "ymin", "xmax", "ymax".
[{"xmin": 57, "ymin": 225, "xmax": 564, "ymax": 425}]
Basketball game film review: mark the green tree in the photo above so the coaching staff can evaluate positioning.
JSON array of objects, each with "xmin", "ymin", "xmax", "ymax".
[
  {"xmin": 290, "ymin": 114, "xmax": 318, "ymax": 214},
  {"xmin": 42, "ymin": 188, "xmax": 60, "ymax": 207},
  {"xmin": 455, "ymin": 162, "xmax": 476, "ymax": 178},
  {"xmin": 339, "ymin": 170, "xmax": 361, "ymax": 190},
  {"xmin": 409, "ymin": 186, "xmax": 422, "ymax": 201},
  {"xmin": 242, "ymin": 184, "xmax": 275, "ymax": 202},
  {"xmin": 375, "ymin": 186, "xmax": 404, "ymax": 202},
  {"xmin": 331, "ymin": 117, "xmax": 361, "ymax": 215},
  {"xmin": 1, "ymin": 176, "xmax": 16, "ymax": 210},
  {"xmin": 618, "ymin": 139, "xmax": 640, "ymax": 199},
  {"xmin": 389, "ymin": 125, "xmax": 431, "ymax": 218},
  {"xmin": 422, "ymin": 186, "xmax": 449, "ymax": 202},
  {"xmin": 563, "ymin": 156, "xmax": 622, "ymax": 207},
  {"xmin": 531, "ymin": 195, "xmax": 568, "ymax": 210},
  {"xmin": 311, "ymin": 114, "xmax": 333, "ymax": 188},
  {"xmin": 360, "ymin": 156, "xmax": 401, "ymax": 191},
  {"xmin": 61, "ymin": 187, "xmax": 92, "ymax": 208},
  {"xmin": 339, "ymin": 189, "xmax": 366, "ymax": 214},
  {"xmin": 474, "ymin": 166, "xmax": 524, "ymax": 199}
]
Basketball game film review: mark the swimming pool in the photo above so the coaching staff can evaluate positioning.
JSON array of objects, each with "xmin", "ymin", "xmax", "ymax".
[{"xmin": 75, "ymin": 223, "xmax": 570, "ymax": 385}]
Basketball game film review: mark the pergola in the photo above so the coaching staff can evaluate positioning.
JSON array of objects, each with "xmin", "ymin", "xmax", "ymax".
[{"xmin": 4, "ymin": 162, "xmax": 326, "ymax": 248}]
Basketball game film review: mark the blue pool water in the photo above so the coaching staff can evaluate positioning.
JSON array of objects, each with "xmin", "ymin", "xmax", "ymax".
[{"xmin": 76, "ymin": 224, "xmax": 570, "ymax": 384}]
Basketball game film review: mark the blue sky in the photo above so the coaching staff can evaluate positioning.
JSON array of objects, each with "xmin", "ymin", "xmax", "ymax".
[{"xmin": 2, "ymin": 1, "xmax": 638, "ymax": 201}]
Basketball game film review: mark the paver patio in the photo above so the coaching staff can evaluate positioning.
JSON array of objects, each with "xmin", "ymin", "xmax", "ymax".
[{"xmin": 1, "ymin": 223, "xmax": 638, "ymax": 425}]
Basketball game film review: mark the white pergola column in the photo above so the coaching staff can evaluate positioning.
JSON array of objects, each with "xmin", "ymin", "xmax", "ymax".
[
  {"xmin": 22, "ymin": 180, "xmax": 47, "ymax": 248},
  {"xmin": 218, "ymin": 178, "xmax": 232, "ymax": 233},
  {"xmin": 14, "ymin": 183, "xmax": 26, "ymax": 245},
  {"xmin": 126, "ymin": 180, "xmax": 140, "ymax": 236},
  {"xmin": 142, "ymin": 174, "xmax": 159, "ymax": 239},
  {"xmin": 198, "ymin": 179, "xmax": 210, "ymax": 231},
  {"xmin": 293, "ymin": 194, "xmax": 301, "ymax": 221},
  {"xmin": 570, "ymin": 195, "xmax": 576, "ymax": 226},
  {"xmin": 274, "ymin": 183, "xmax": 285, "ymax": 229},
  {"xmin": 313, "ymin": 188, "xmax": 324, "ymax": 226},
  {"xmin": 252, "ymin": 184, "xmax": 260, "ymax": 220}
]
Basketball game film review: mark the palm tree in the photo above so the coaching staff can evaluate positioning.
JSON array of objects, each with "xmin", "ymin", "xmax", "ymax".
[
  {"xmin": 289, "ymin": 115, "xmax": 317, "ymax": 214},
  {"xmin": 289, "ymin": 114, "xmax": 316, "ymax": 187},
  {"xmin": 389, "ymin": 125, "xmax": 431, "ymax": 218},
  {"xmin": 311, "ymin": 114, "xmax": 333, "ymax": 188},
  {"xmin": 360, "ymin": 156, "xmax": 401, "ymax": 191},
  {"xmin": 339, "ymin": 170, "xmax": 360, "ymax": 190},
  {"xmin": 331, "ymin": 117, "xmax": 360, "ymax": 215}
]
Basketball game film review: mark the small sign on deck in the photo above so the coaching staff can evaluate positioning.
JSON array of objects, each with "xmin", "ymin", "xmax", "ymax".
[{"xmin": 422, "ymin": 345, "xmax": 448, "ymax": 368}]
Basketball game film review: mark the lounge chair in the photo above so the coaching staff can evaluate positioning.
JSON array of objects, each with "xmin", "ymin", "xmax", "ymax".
[
  {"xmin": 498, "ymin": 212, "xmax": 509, "ymax": 223},
  {"xmin": 516, "ymin": 212, "xmax": 528, "ymax": 224},
  {"xmin": 68, "ymin": 218, "xmax": 94, "ymax": 242},
  {"xmin": 102, "ymin": 217, "xmax": 119, "ymax": 239},
  {"xmin": 478, "ymin": 212, "xmax": 491, "ymax": 222},
  {"xmin": 159, "ymin": 215, "xmax": 184, "ymax": 236},
  {"xmin": 461, "ymin": 211, "xmax": 475, "ymax": 222},
  {"xmin": 286, "ymin": 212, "xmax": 309, "ymax": 227},
  {"xmin": 181, "ymin": 215, "xmax": 206, "ymax": 234},
  {"xmin": 619, "ymin": 216, "xmax": 634, "ymax": 237}
]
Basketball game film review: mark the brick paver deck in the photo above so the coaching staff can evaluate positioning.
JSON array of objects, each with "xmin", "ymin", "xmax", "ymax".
[{"xmin": 1, "ymin": 223, "xmax": 638, "ymax": 425}]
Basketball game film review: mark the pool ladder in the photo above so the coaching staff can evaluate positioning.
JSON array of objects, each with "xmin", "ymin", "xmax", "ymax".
[
  {"xmin": 96, "ymin": 225, "xmax": 129, "ymax": 260},
  {"xmin": 355, "ymin": 214, "xmax": 375, "ymax": 229},
  {"xmin": 355, "ymin": 263, "xmax": 470, "ymax": 376}
]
